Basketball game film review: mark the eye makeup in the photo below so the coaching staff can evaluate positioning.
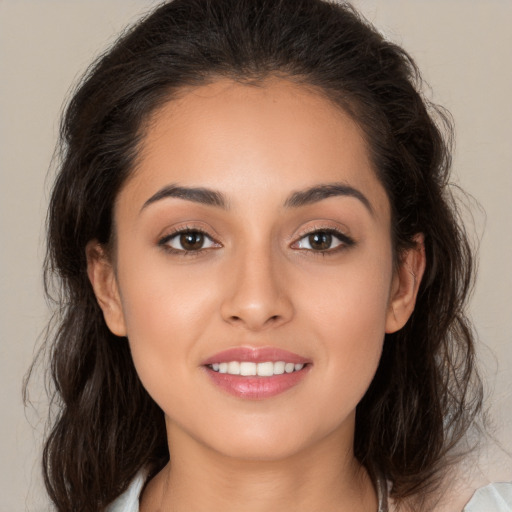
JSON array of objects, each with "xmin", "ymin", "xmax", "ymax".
[
  {"xmin": 292, "ymin": 227, "xmax": 355, "ymax": 255},
  {"xmin": 158, "ymin": 225, "xmax": 222, "ymax": 256},
  {"xmin": 157, "ymin": 222, "xmax": 356, "ymax": 258}
]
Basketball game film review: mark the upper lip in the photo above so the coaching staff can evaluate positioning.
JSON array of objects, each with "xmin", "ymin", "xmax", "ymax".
[{"xmin": 202, "ymin": 346, "xmax": 310, "ymax": 365}]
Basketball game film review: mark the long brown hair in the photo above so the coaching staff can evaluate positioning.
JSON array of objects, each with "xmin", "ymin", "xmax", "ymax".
[{"xmin": 26, "ymin": 0, "xmax": 483, "ymax": 510}]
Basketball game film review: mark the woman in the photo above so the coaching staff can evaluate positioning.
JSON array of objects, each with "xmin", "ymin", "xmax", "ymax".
[{"xmin": 31, "ymin": 0, "xmax": 511, "ymax": 510}]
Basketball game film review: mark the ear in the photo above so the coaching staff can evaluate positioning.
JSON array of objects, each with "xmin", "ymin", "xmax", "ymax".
[
  {"xmin": 385, "ymin": 234, "xmax": 426, "ymax": 334},
  {"xmin": 86, "ymin": 240, "xmax": 127, "ymax": 337}
]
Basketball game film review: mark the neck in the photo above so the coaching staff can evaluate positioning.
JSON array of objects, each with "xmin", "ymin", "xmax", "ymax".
[{"xmin": 141, "ymin": 420, "xmax": 378, "ymax": 512}]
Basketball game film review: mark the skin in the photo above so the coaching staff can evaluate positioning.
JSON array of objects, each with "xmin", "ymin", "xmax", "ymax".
[{"xmin": 88, "ymin": 78, "xmax": 425, "ymax": 512}]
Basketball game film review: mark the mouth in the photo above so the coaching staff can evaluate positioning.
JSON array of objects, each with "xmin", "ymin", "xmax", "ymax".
[
  {"xmin": 208, "ymin": 360, "xmax": 306, "ymax": 376},
  {"xmin": 202, "ymin": 346, "xmax": 312, "ymax": 400}
]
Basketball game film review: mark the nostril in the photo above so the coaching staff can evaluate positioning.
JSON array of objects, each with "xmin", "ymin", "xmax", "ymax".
[
  {"xmin": 221, "ymin": 290, "xmax": 294, "ymax": 330},
  {"xmin": 227, "ymin": 313, "xmax": 282, "ymax": 328}
]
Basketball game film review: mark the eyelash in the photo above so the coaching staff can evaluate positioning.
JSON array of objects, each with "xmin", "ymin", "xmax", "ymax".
[
  {"xmin": 291, "ymin": 227, "xmax": 355, "ymax": 256},
  {"xmin": 158, "ymin": 226, "xmax": 219, "ymax": 256},
  {"xmin": 157, "ymin": 226, "xmax": 355, "ymax": 256}
]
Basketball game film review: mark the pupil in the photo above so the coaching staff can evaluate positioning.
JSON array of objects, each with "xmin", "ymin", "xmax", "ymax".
[
  {"xmin": 181, "ymin": 232, "xmax": 204, "ymax": 250},
  {"xmin": 309, "ymin": 232, "xmax": 332, "ymax": 250}
]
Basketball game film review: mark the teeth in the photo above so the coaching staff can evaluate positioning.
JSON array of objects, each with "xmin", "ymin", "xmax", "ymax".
[
  {"xmin": 274, "ymin": 361, "xmax": 285, "ymax": 375},
  {"xmin": 209, "ymin": 361, "xmax": 306, "ymax": 376},
  {"xmin": 227, "ymin": 361, "xmax": 240, "ymax": 375},
  {"xmin": 257, "ymin": 361, "xmax": 274, "ymax": 377},
  {"xmin": 240, "ymin": 362, "xmax": 257, "ymax": 376}
]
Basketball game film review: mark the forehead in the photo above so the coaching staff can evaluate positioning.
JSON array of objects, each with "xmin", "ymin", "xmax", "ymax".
[{"xmin": 123, "ymin": 78, "xmax": 390, "ymax": 219}]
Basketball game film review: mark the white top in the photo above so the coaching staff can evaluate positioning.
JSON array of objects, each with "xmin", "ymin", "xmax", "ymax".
[
  {"xmin": 106, "ymin": 473, "xmax": 512, "ymax": 512},
  {"xmin": 463, "ymin": 482, "xmax": 512, "ymax": 511},
  {"xmin": 107, "ymin": 472, "xmax": 146, "ymax": 512}
]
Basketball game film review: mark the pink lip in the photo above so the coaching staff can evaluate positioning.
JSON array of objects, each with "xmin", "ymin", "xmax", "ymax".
[
  {"xmin": 202, "ymin": 346, "xmax": 310, "ymax": 365},
  {"xmin": 202, "ymin": 346, "xmax": 312, "ymax": 400},
  {"xmin": 204, "ymin": 368, "xmax": 310, "ymax": 400}
]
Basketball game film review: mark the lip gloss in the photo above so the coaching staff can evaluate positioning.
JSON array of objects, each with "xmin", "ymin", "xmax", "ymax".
[{"xmin": 202, "ymin": 346, "xmax": 311, "ymax": 400}]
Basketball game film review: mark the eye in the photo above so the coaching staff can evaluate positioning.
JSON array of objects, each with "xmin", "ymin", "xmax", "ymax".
[
  {"xmin": 159, "ymin": 229, "xmax": 219, "ymax": 253},
  {"xmin": 293, "ymin": 229, "xmax": 354, "ymax": 252}
]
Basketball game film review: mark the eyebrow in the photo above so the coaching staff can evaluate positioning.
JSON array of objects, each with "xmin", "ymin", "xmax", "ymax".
[
  {"xmin": 284, "ymin": 183, "xmax": 374, "ymax": 215},
  {"xmin": 141, "ymin": 184, "xmax": 229, "ymax": 211},
  {"xmin": 141, "ymin": 182, "xmax": 373, "ymax": 215}
]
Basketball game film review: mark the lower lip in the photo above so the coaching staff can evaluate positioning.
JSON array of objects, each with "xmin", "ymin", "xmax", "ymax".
[{"xmin": 204, "ymin": 366, "xmax": 310, "ymax": 400}]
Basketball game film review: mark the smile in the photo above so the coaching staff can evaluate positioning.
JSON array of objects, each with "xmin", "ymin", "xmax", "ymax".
[
  {"xmin": 202, "ymin": 347, "xmax": 311, "ymax": 399},
  {"xmin": 209, "ymin": 361, "xmax": 305, "ymax": 376}
]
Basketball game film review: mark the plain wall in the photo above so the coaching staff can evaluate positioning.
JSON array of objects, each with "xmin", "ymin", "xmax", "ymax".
[{"xmin": 1, "ymin": 1, "xmax": 510, "ymax": 510}]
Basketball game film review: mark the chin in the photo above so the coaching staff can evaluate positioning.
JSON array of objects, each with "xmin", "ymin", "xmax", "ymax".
[{"xmin": 198, "ymin": 412, "xmax": 352, "ymax": 463}]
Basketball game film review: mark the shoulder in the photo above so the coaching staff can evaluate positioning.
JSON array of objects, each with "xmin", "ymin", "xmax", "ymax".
[
  {"xmin": 105, "ymin": 472, "xmax": 146, "ymax": 512},
  {"xmin": 463, "ymin": 482, "xmax": 512, "ymax": 511}
]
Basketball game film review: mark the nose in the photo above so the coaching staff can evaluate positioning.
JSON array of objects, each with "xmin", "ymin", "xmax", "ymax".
[{"xmin": 220, "ymin": 247, "xmax": 294, "ymax": 331}]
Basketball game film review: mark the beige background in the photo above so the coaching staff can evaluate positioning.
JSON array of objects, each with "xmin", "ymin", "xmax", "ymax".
[{"xmin": 1, "ymin": 1, "xmax": 511, "ymax": 510}]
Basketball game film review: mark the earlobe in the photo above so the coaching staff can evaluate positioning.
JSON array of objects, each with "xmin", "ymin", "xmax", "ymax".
[
  {"xmin": 385, "ymin": 234, "xmax": 426, "ymax": 334},
  {"xmin": 86, "ymin": 241, "xmax": 127, "ymax": 337}
]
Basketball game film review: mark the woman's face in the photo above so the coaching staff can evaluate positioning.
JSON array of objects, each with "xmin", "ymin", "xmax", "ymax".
[{"xmin": 90, "ymin": 78, "xmax": 420, "ymax": 461}]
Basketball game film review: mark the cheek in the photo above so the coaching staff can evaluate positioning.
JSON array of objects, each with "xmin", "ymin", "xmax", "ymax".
[
  {"xmin": 114, "ymin": 253, "xmax": 220, "ymax": 396},
  {"xmin": 118, "ymin": 247, "xmax": 218, "ymax": 334},
  {"xmin": 303, "ymin": 250, "xmax": 392, "ymax": 332},
  {"xmin": 298, "ymin": 251, "xmax": 392, "ymax": 395}
]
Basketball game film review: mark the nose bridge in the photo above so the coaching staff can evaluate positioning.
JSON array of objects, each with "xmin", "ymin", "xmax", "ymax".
[{"xmin": 221, "ymin": 238, "xmax": 293, "ymax": 330}]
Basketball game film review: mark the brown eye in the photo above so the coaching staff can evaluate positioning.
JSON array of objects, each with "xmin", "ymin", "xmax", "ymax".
[
  {"xmin": 293, "ymin": 229, "xmax": 354, "ymax": 253},
  {"xmin": 308, "ymin": 232, "xmax": 332, "ymax": 251},
  {"xmin": 160, "ymin": 229, "xmax": 218, "ymax": 252},
  {"xmin": 180, "ymin": 232, "xmax": 205, "ymax": 250}
]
